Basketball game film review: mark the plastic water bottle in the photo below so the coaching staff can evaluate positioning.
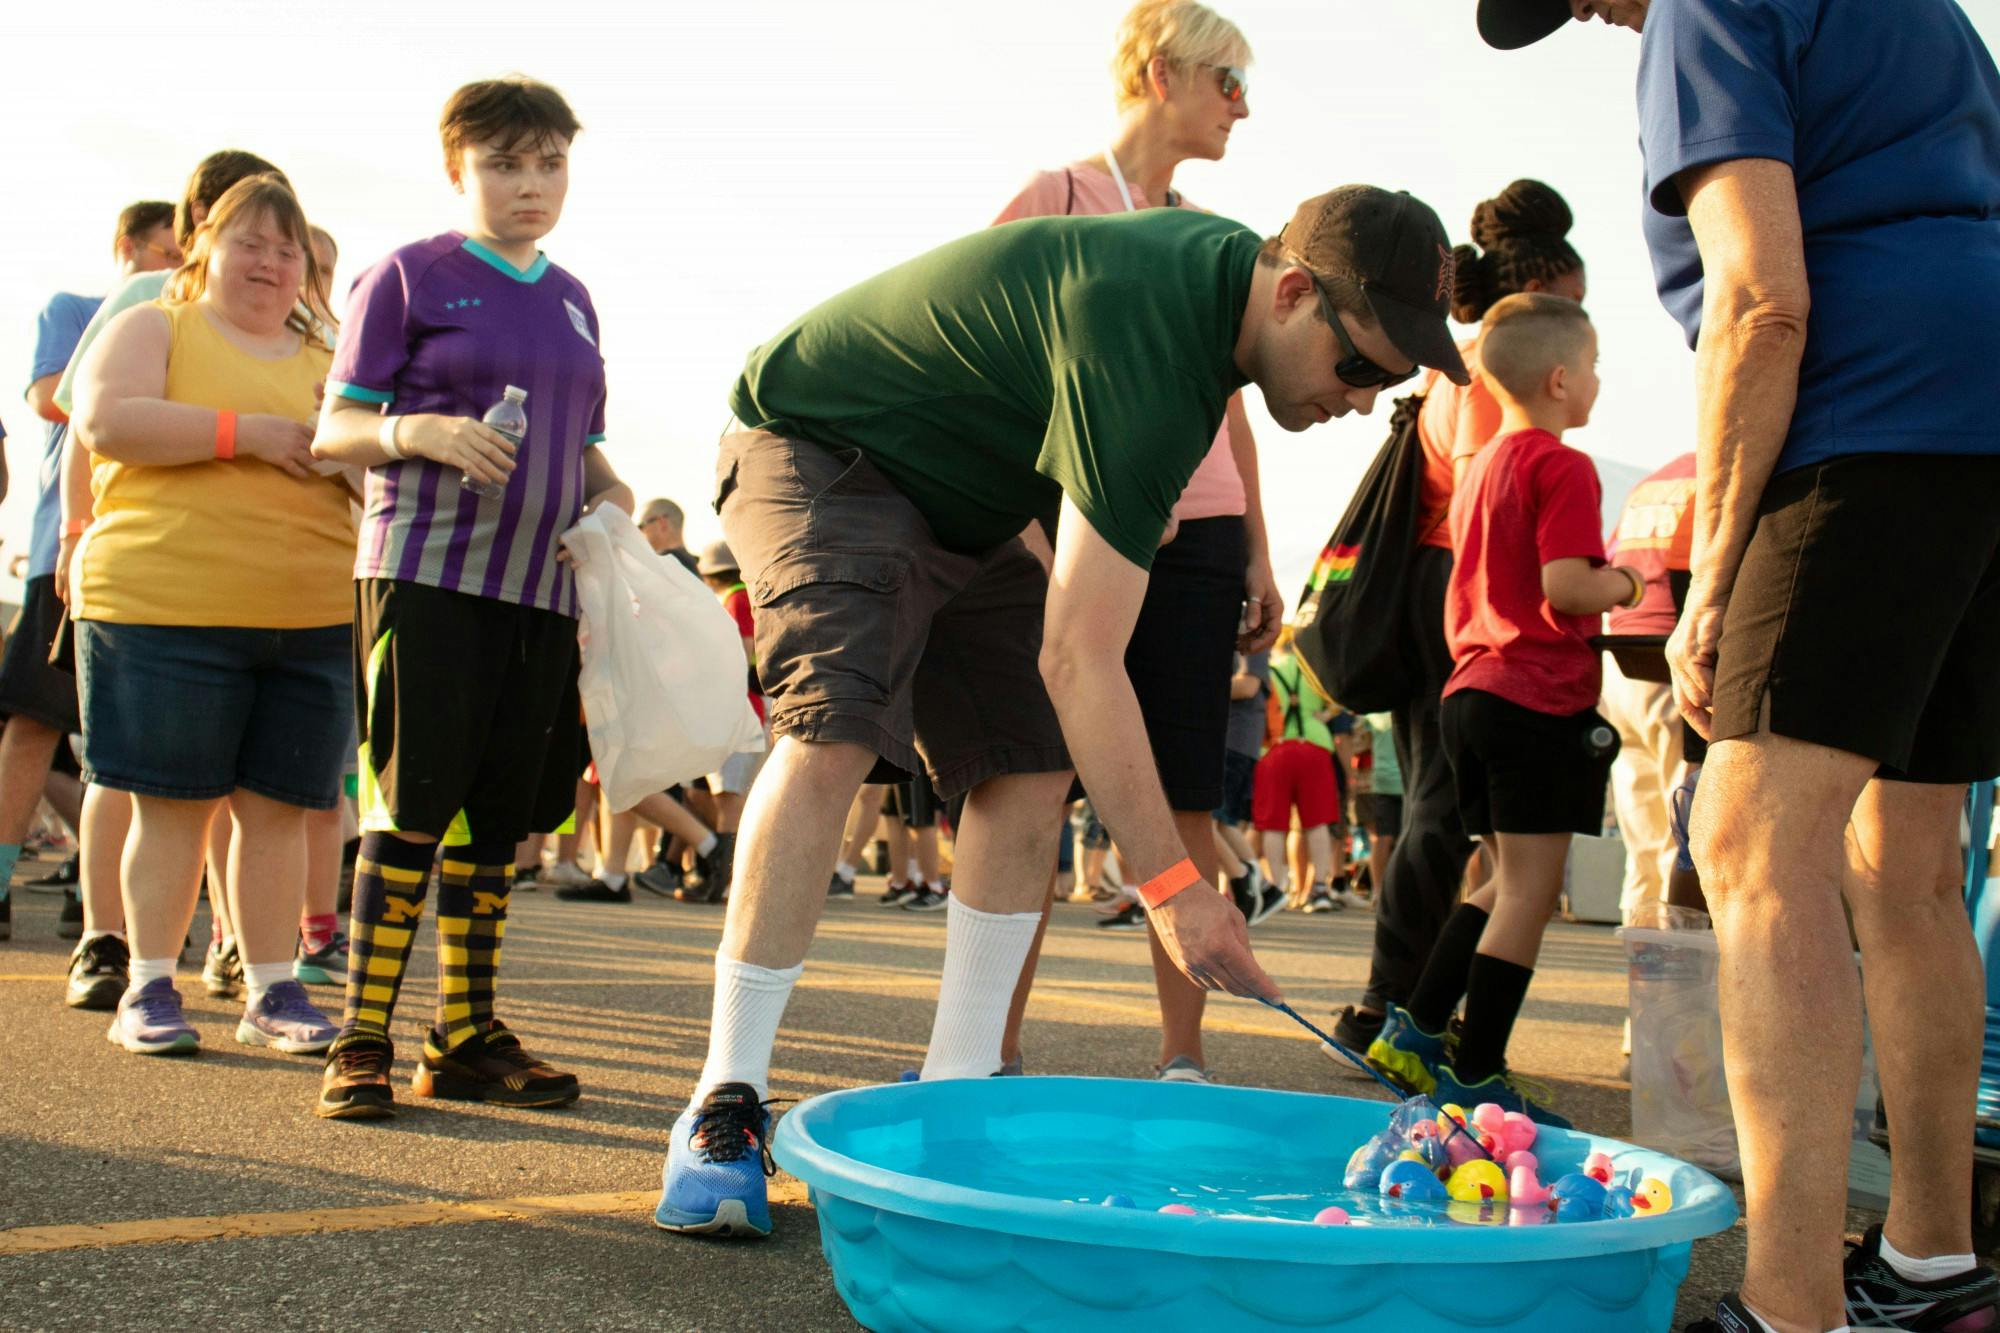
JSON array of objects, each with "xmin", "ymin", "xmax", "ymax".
[{"xmin": 465, "ymin": 385, "xmax": 526, "ymax": 498}]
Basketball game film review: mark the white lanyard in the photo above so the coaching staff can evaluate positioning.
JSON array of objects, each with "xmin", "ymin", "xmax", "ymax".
[{"xmin": 1103, "ymin": 146, "xmax": 1139, "ymax": 213}]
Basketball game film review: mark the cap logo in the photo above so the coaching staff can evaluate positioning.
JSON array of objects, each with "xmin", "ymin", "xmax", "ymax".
[{"xmin": 1434, "ymin": 244, "xmax": 1454, "ymax": 303}]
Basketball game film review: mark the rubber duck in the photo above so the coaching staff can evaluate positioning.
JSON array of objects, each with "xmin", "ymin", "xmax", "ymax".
[
  {"xmin": 1505, "ymin": 1149, "xmax": 1539, "ymax": 1177},
  {"xmin": 1344, "ymin": 1138, "xmax": 1399, "ymax": 1191},
  {"xmin": 1549, "ymin": 1172, "xmax": 1608, "ymax": 1222},
  {"xmin": 1436, "ymin": 1103, "xmax": 1470, "ymax": 1133},
  {"xmin": 1380, "ymin": 1157, "xmax": 1448, "ymax": 1201},
  {"xmin": 1446, "ymin": 1158, "xmax": 1509, "ymax": 1203},
  {"xmin": 1471, "ymin": 1102, "xmax": 1509, "ymax": 1141},
  {"xmin": 1100, "ymin": 1194, "xmax": 1135, "ymax": 1208},
  {"xmin": 1602, "ymin": 1186, "xmax": 1636, "ymax": 1219},
  {"xmin": 1629, "ymin": 1178, "xmax": 1673, "ymax": 1216},
  {"xmin": 1447, "ymin": 1199, "xmax": 1508, "ymax": 1227},
  {"xmin": 1583, "ymin": 1152, "xmax": 1614, "ymax": 1185},
  {"xmin": 1500, "ymin": 1112, "xmax": 1538, "ymax": 1157},
  {"xmin": 1508, "ymin": 1162, "xmax": 1550, "ymax": 1206},
  {"xmin": 1413, "ymin": 1134, "xmax": 1450, "ymax": 1174}
]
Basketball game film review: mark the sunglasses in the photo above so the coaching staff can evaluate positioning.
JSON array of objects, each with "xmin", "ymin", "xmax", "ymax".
[
  {"xmin": 1202, "ymin": 63, "xmax": 1248, "ymax": 102},
  {"xmin": 1313, "ymin": 278, "xmax": 1421, "ymax": 390}
]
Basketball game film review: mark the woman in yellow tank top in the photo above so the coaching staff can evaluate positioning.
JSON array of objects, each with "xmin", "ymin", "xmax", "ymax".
[{"xmin": 71, "ymin": 176, "xmax": 354, "ymax": 1057}]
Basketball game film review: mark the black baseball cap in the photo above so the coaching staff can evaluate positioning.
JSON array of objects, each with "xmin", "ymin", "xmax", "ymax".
[
  {"xmin": 1277, "ymin": 186, "xmax": 1469, "ymax": 385},
  {"xmin": 1477, "ymin": 0, "xmax": 1574, "ymax": 49}
]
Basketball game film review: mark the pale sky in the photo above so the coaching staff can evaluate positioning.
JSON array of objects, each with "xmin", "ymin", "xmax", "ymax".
[{"xmin": 5, "ymin": 0, "xmax": 1995, "ymax": 603}]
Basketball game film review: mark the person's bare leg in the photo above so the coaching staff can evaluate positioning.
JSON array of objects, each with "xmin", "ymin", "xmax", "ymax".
[
  {"xmin": 713, "ymin": 790, "xmax": 745, "ymax": 836},
  {"xmin": 1844, "ymin": 778, "xmax": 1979, "ymax": 1263},
  {"xmin": 1305, "ymin": 825, "xmax": 1334, "ymax": 886},
  {"xmin": 1371, "ymin": 830, "xmax": 1397, "ymax": 893},
  {"xmin": 0, "ymin": 716, "xmax": 62, "ymax": 848},
  {"xmin": 914, "ymin": 825, "xmax": 941, "ymax": 884},
  {"xmin": 1290, "ymin": 829, "xmax": 1312, "ymax": 906},
  {"xmin": 79, "ymin": 785, "xmax": 131, "ymax": 934},
  {"xmin": 226, "ymin": 790, "xmax": 309, "ymax": 972},
  {"xmin": 1259, "ymin": 830, "xmax": 1290, "ymax": 895},
  {"xmin": 718, "ymin": 738, "xmax": 877, "ymax": 967},
  {"xmin": 1000, "ymin": 870, "xmax": 1059, "ymax": 1066},
  {"xmin": 1150, "ymin": 807, "xmax": 1214, "ymax": 1067},
  {"xmin": 515, "ymin": 835, "xmax": 543, "ymax": 879},
  {"xmin": 206, "ymin": 808, "xmax": 235, "ymax": 944},
  {"xmin": 303, "ymin": 804, "xmax": 343, "ymax": 921},
  {"xmin": 1211, "ymin": 821, "xmax": 1247, "ymax": 879},
  {"xmin": 42, "ymin": 768, "xmax": 84, "ymax": 838},
  {"xmin": 1475, "ymin": 832, "xmax": 1571, "ymax": 967},
  {"xmin": 1691, "ymin": 733, "xmax": 1875, "ymax": 1333},
  {"xmin": 122, "ymin": 794, "xmax": 220, "ymax": 967},
  {"xmin": 1216, "ymin": 820, "xmax": 1256, "ymax": 873},
  {"xmin": 627, "ymin": 791, "xmax": 713, "ymax": 847}
]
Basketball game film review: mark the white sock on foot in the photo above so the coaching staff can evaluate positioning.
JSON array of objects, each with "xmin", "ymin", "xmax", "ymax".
[
  {"xmin": 834, "ymin": 862, "xmax": 856, "ymax": 883},
  {"xmin": 920, "ymin": 898, "xmax": 1043, "ymax": 1080},
  {"xmin": 695, "ymin": 832, "xmax": 718, "ymax": 857},
  {"xmin": 243, "ymin": 960, "xmax": 292, "ymax": 1004},
  {"xmin": 1879, "ymin": 1231, "xmax": 1977, "ymax": 1283},
  {"xmin": 601, "ymin": 872, "xmax": 628, "ymax": 890},
  {"xmin": 694, "ymin": 953, "xmax": 804, "ymax": 1102},
  {"xmin": 128, "ymin": 957, "xmax": 175, "ymax": 991},
  {"xmin": 1742, "ymin": 1300, "xmax": 1853, "ymax": 1333}
]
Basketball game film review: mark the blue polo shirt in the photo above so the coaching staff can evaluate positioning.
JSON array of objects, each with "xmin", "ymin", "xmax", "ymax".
[
  {"xmin": 1638, "ymin": 0, "xmax": 2000, "ymax": 475},
  {"xmin": 27, "ymin": 292, "xmax": 103, "ymax": 580}
]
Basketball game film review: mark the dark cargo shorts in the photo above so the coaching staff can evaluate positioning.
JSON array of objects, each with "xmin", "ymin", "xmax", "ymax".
[{"xmin": 713, "ymin": 430, "xmax": 1071, "ymax": 800}]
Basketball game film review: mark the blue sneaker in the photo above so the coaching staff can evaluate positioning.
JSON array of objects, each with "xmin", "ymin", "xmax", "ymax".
[
  {"xmin": 236, "ymin": 980, "xmax": 337, "ymax": 1054},
  {"xmin": 1431, "ymin": 1062, "xmax": 1572, "ymax": 1130},
  {"xmin": 1365, "ymin": 1004, "xmax": 1449, "ymax": 1096},
  {"xmin": 293, "ymin": 931, "xmax": 349, "ymax": 986},
  {"xmin": 655, "ymin": 1083, "xmax": 775, "ymax": 1236},
  {"xmin": 107, "ymin": 977, "xmax": 200, "ymax": 1055}
]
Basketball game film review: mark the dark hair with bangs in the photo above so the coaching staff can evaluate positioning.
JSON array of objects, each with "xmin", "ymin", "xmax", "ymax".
[
  {"xmin": 113, "ymin": 200, "xmax": 175, "ymax": 260},
  {"xmin": 176, "ymin": 150, "xmax": 287, "ymax": 248},
  {"xmin": 439, "ymin": 76, "xmax": 582, "ymax": 172}
]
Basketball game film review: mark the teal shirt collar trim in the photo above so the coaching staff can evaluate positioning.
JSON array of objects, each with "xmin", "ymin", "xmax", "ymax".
[{"xmin": 459, "ymin": 235, "xmax": 549, "ymax": 284}]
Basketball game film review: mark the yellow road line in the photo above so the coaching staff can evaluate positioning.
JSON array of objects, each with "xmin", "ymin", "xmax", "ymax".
[{"xmin": 0, "ymin": 1181, "xmax": 813, "ymax": 1257}]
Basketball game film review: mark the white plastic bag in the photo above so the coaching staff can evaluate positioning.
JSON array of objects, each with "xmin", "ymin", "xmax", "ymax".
[
  {"xmin": 1624, "ymin": 910, "xmax": 1740, "ymax": 1177},
  {"xmin": 560, "ymin": 504, "xmax": 764, "ymax": 811}
]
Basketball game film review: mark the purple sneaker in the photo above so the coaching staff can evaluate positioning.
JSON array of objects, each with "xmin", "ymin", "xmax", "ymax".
[
  {"xmin": 235, "ymin": 980, "xmax": 336, "ymax": 1054},
  {"xmin": 106, "ymin": 977, "xmax": 200, "ymax": 1055}
]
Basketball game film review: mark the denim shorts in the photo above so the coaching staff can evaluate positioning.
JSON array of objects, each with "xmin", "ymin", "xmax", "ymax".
[{"xmin": 77, "ymin": 620, "xmax": 353, "ymax": 809}]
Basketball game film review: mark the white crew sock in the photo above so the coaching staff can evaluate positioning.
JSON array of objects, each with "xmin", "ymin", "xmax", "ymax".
[
  {"xmin": 695, "ymin": 832, "xmax": 718, "ymax": 856},
  {"xmin": 1119, "ymin": 883, "xmax": 1141, "ymax": 905},
  {"xmin": 128, "ymin": 957, "xmax": 175, "ymax": 992},
  {"xmin": 1741, "ymin": 1302, "xmax": 1852, "ymax": 1333},
  {"xmin": 243, "ymin": 960, "xmax": 293, "ymax": 1004},
  {"xmin": 694, "ymin": 952, "xmax": 804, "ymax": 1102},
  {"xmin": 601, "ymin": 871, "xmax": 628, "ymax": 890},
  {"xmin": 920, "ymin": 898, "xmax": 1044, "ymax": 1080},
  {"xmin": 833, "ymin": 862, "xmax": 856, "ymax": 884},
  {"xmin": 1879, "ymin": 1231, "xmax": 1977, "ymax": 1283}
]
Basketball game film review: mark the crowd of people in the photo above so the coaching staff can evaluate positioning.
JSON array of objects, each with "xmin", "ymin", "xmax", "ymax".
[{"xmin": 4, "ymin": 1, "xmax": 1998, "ymax": 1330}]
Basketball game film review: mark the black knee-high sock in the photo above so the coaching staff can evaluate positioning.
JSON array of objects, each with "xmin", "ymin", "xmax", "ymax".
[
  {"xmin": 1452, "ymin": 953, "xmax": 1536, "ymax": 1085},
  {"xmin": 339, "ymin": 833, "xmax": 437, "ymax": 1041},
  {"xmin": 1404, "ymin": 902, "xmax": 1491, "ymax": 1033}
]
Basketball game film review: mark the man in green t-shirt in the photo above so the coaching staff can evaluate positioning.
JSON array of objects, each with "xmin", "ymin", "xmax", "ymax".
[{"xmin": 657, "ymin": 186, "xmax": 1469, "ymax": 1239}]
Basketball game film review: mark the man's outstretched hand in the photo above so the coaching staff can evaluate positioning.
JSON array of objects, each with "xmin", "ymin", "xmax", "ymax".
[{"xmin": 1149, "ymin": 886, "xmax": 1283, "ymax": 1001}]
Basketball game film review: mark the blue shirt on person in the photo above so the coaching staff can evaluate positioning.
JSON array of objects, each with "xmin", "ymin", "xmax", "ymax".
[
  {"xmin": 26, "ymin": 292, "xmax": 102, "ymax": 581},
  {"xmin": 1637, "ymin": 0, "xmax": 2000, "ymax": 476}
]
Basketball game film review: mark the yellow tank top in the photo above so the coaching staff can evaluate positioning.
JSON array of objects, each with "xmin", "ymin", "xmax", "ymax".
[{"xmin": 75, "ymin": 301, "xmax": 353, "ymax": 628}]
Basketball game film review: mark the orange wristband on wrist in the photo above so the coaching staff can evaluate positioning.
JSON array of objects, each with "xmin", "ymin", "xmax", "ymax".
[
  {"xmin": 1137, "ymin": 858, "xmax": 1202, "ymax": 910},
  {"xmin": 62, "ymin": 519, "xmax": 88, "ymax": 539},
  {"xmin": 214, "ymin": 410, "xmax": 237, "ymax": 460}
]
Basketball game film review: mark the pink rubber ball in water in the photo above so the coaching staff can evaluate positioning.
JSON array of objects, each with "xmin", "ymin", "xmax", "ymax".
[
  {"xmin": 1159, "ymin": 1204, "xmax": 1199, "ymax": 1216},
  {"xmin": 1312, "ymin": 1206, "xmax": 1351, "ymax": 1226}
]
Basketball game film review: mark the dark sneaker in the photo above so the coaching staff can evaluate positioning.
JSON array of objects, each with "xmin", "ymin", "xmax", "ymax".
[
  {"xmin": 57, "ymin": 888, "xmax": 84, "ymax": 940},
  {"xmin": 655, "ymin": 1082, "xmax": 777, "ymax": 1236},
  {"xmin": 826, "ymin": 872, "xmax": 855, "ymax": 898},
  {"xmin": 1430, "ymin": 1061, "xmax": 1572, "ymax": 1130},
  {"xmin": 66, "ymin": 934, "xmax": 130, "ymax": 1010},
  {"xmin": 1228, "ymin": 874, "xmax": 1256, "ymax": 921},
  {"xmin": 1249, "ymin": 883, "xmax": 1287, "ymax": 927},
  {"xmin": 413, "ymin": 1020, "xmax": 580, "ymax": 1108},
  {"xmin": 1097, "ymin": 902, "xmax": 1147, "ymax": 931},
  {"xmin": 511, "ymin": 869, "xmax": 540, "ymax": 893},
  {"xmin": 293, "ymin": 931, "xmax": 350, "ymax": 986},
  {"xmin": 202, "ymin": 939, "xmax": 242, "ymax": 998},
  {"xmin": 1331, "ymin": 1004, "xmax": 1384, "ymax": 1052},
  {"xmin": 0, "ymin": 894, "xmax": 9, "ymax": 941},
  {"xmin": 1842, "ymin": 1223, "xmax": 1999, "ymax": 1330},
  {"xmin": 634, "ymin": 859, "xmax": 682, "ymax": 898},
  {"xmin": 879, "ymin": 881, "xmax": 919, "ymax": 908},
  {"xmin": 676, "ymin": 834, "xmax": 736, "ymax": 904},
  {"xmin": 1682, "ymin": 1292, "xmax": 1765, "ymax": 1332},
  {"xmin": 25, "ymin": 856, "xmax": 78, "ymax": 893},
  {"xmin": 901, "ymin": 886, "xmax": 949, "ymax": 912},
  {"xmin": 317, "ymin": 1034, "xmax": 396, "ymax": 1120},
  {"xmin": 1364, "ymin": 1003, "xmax": 1449, "ymax": 1096},
  {"xmin": 555, "ymin": 877, "xmax": 631, "ymax": 903}
]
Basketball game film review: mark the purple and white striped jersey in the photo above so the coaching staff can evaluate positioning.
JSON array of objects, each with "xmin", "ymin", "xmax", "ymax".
[{"xmin": 329, "ymin": 232, "xmax": 608, "ymax": 617}]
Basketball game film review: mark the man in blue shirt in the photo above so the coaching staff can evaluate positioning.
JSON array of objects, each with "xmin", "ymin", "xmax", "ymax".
[
  {"xmin": 6, "ymin": 201, "xmax": 177, "ymax": 1001},
  {"xmin": 1476, "ymin": 3, "xmax": 2000, "ymax": 1331}
]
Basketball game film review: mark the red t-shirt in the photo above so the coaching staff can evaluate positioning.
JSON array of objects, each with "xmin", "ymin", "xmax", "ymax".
[
  {"xmin": 1443, "ymin": 428, "xmax": 1607, "ymax": 715},
  {"xmin": 1605, "ymin": 452, "xmax": 1696, "ymax": 636},
  {"xmin": 721, "ymin": 584, "xmax": 766, "ymax": 724}
]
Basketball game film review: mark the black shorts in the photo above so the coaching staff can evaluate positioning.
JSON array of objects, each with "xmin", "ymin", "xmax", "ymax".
[
  {"xmin": 1358, "ymin": 791, "xmax": 1404, "ymax": 837},
  {"xmin": 355, "ymin": 579, "xmax": 585, "ymax": 843},
  {"xmin": 1126, "ymin": 516, "xmax": 1247, "ymax": 812},
  {"xmin": 1711, "ymin": 452, "xmax": 2000, "ymax": 783},
  {"xmin": 0, "ymin": 576, "xmax": 80, "ymax": 734},
  {"xmin": 1215, "ymin": 749, "xmax": 1258, "ymax": 825},
  {"xmin": 1442, "ymin": 689, "xmax": 1617, "ymax": 839},
  {"xmin": 888, "ymin": 771, "xmax": 939, "ymax": 829}
]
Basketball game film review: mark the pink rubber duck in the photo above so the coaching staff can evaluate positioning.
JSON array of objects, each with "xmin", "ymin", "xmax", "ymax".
[
  {"xmin": 1509, "ymin": 1161, "xmax": 1551, "ymax": 1206},
  {"xmin": 1583, "ymin": 1152, "xmax": 1614, "ymax": 1185}
]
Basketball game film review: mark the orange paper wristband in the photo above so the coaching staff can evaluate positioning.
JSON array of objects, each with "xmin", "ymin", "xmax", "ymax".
[
  {"xmin": 1137, "ymin": 858, "xmax": 1201, "ymax": 910},
  {"xmin": 215, "ymin": 409, "xmax": 238, "ymax": 460}
]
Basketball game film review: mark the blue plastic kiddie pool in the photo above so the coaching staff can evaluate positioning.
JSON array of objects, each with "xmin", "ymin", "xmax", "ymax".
[{"xmin": 772, "ymin": 1077, "xmax": 1737, "ymax": 1332}]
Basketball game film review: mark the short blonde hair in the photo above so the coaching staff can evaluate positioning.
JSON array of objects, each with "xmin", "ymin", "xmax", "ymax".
[
  {"xmin": 1110, "ymin": 0, "xmax": 1252, "ymax": 108},
  {"xmin": 1477, "ymin": 293, "xmax": 1594, "ymax": 402}
]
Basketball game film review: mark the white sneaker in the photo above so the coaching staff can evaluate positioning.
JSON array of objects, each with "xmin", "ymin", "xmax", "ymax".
[
  {"xmin": 540, "ymin": 861, "xmax": 593, "ymax": 889},
  {"xmin": 1156, "ymin": 1055, "xmax": 1215, "ymax": 1084}
]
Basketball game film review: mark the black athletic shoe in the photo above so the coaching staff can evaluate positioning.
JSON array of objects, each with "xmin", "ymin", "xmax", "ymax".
[
  {"xmin": 879, "ymin": 882, "xmax": 919, "ymax": 908},
  {"xmin": 901, "ymin": 886, "xmax": 949, "ymax": 912},
  {"xmin": 1097, "ymin": 902, "xmax": 1147, "ymax": 931},
  {"xmin": 66, "ymin": 933, "xmax": 130, "ymax": 1010},
  {"xmin": 317, "ymin": 1034, "xmax": 396, "ymax": 1120},
  {"xmin": 58, "ymin": 888, "xmax": 83, "ymax": 940},
  {"xmin": 635, "ymin": 859, "xmax": 682, "ymax": 898},
  {"xmin": 1840, "ymin": 1224, "xmax": 1999, "ymax": 1330},
  {"xmin": 1331, "ymin": 1004, "xmax": 1385, "ymax": 1052},
  {"xmin": 826, "ymin": 873, "xmax": 855, "ymax": 898},
  {"xmin": 677, "ymin": 834, "xmax": 736, "ymax": 904},
  {"xmin": 555, "ymin": 878, "xmax": 632, "ymax": 903},
  {"xmin": 0, "ymin": 894, "xmax": 11, "ymax": 941},
  {"xmin": 25, "ymin": 856, "xmax": 78, "ymax": 891},
  {"xmin": 1228, "ymin": 874, "xmax": 1256, "ymax": 921},
  {"xmin": 413, "ymin": 1020, "xmax": 580, "ymax": 1108}
]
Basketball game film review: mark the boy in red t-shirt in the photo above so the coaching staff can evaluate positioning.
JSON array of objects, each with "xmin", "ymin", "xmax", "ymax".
[{"xmin": 1365, "ymin": 294, "xmax": 1645, "ymax": 1126}]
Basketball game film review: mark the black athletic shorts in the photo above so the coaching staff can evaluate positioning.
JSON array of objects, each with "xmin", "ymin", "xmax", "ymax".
[
  {"xmin": 1215, "ymin": 749, "xmax": 1258, "ymax": 825},
  {"xmin": 1710, "ymin": 452, "xmax": 2000, "ymax": 783},
  {"xmin": 0, "ymin": 576, "xmax": 80, "ymax": 734},
  {"xmin": 355, "ymin": 578, "xmax": 585, "ymax": 843},
  {"xmin": 888, "ymin": 771, "xmax": 939, "ymax": 829},
  {"xmin": 1442, "ymin": 689, "xmax": 1617, "ymax": 839},
  {"xmin": 1358, "ymin": 792, "xmax": 1405, "ymax": 837},
  {"xmin": 1126, "ymin": 515, "xmax": 1247, "ymax": 813}
]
